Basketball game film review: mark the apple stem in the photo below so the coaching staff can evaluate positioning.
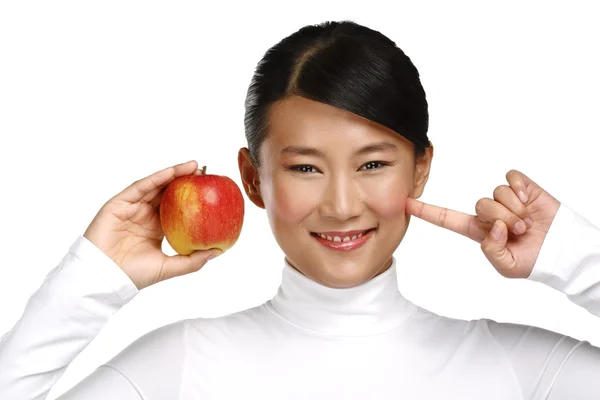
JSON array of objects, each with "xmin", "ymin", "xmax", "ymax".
[{"xmin": 201, "ymin": 165, "xmax": 207, "ymax": 175}]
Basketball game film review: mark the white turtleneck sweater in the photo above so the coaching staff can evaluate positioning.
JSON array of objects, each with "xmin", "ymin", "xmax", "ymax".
[{"xmin": 1, "ymin": 203, "xmax": 600, "ymax": 399}]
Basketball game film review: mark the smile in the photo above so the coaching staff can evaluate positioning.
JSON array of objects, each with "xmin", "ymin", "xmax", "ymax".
[{"xmin": 310, "ymin": 228, "xmax": 376, "ymax": 251}]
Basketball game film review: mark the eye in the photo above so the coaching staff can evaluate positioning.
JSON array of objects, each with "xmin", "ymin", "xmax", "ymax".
[
  {"xmin": 360, "ymin": 161, "xmax": 390, "ymax": 170},
  {"xmin": 289, "ymin": 165, "xmax": 319, "ymax": 173}
]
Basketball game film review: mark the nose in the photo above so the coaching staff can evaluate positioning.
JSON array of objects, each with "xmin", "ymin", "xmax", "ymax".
[{"xmin": 318, "ymin": 173, "xmax": 365, "ymax": 221}]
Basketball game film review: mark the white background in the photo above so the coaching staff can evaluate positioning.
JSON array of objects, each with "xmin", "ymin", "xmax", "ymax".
[{"xmin": 1, "ymin": 1, "xmax": 599, "ymax": 398}]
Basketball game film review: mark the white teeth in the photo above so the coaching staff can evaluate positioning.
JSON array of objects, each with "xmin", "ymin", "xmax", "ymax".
[{"xmin": 316, "ymin": 231, "xmax": 370, "ymax": 242}]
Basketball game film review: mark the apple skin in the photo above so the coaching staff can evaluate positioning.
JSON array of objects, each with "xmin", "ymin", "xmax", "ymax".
[{"xmin": 159, "ymin": 172, "xmax": 245, "ymax": 256}]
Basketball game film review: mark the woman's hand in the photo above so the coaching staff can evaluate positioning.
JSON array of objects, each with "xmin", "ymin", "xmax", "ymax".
[
  {"xmin": 83, "ymin": 160, "xmax": 222, "ymax": 290},
  {"xmin": 405, "ymin": 169, "xmax": 561, "ymax": 279}
]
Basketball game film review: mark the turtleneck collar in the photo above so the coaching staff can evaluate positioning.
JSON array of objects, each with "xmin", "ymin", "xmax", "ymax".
[{"xmin": 266, "ymin": 257, "xmax": 416, "ymax": 336}]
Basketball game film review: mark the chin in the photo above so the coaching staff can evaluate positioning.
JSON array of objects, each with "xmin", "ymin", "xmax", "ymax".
[{"xmin": 281, "ymin": 228, "xmax": 398, "ymax": 288}]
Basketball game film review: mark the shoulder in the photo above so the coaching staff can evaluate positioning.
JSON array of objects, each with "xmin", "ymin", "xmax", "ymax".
[
  {"xmin": 105, "ymin": 320, "xmax": 187, "ymax": 370},
  {"xmin": 105, "ymin": 303, "xmax": 273, "ymax": 361},
  {"xmin": 184, "ymin": 303, "xmax": 275, "ymax": 340},
  {"xmin": 97, "ymin": 320, "xmax": 188, "ymax": 398},
  {"xmin": 481, "ymin": 318, "xmax": 582, "ymax": 353},
  {"xmin": 403, "ymin": 305, "xmax": 481, "ymax": 340},
  {"xmin": 478, "ymin": 318, "xmax": 598, "ymax": 398},
  {"xmin": 86, "ymin": 303, "xmax": 277, "ymax": 397}
]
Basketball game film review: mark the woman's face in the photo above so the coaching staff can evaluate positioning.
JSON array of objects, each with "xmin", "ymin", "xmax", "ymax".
[{"xmin": 239, "ymin": 95, "xmax": 433, "ymax": 288}]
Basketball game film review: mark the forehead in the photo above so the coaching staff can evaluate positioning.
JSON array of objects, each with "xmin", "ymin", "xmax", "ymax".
[{"xmin": 266, "ymin": 95, "xmax": 410, "ymax": 149}]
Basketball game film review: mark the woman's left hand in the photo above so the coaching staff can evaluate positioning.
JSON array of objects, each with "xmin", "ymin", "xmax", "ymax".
[{"xmin": 405, "ymin": 169, "xmax": 561, "ymax": 279}]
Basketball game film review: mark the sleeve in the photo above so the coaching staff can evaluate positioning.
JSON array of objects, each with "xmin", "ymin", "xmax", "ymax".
[
  {"xmin": 528, "ymin": 202, "xmax": 600, "ymax": 315},
  {"xmin": 484, "ymin": 202, "xmax": 600, "ymax": 399},
  {"xmin": 0, "ymin": 235, "xmax": 139, "ymax": 400},
  {"xmin": 56, "ymin": 321, "xmax": 188, "ymax": 400}
]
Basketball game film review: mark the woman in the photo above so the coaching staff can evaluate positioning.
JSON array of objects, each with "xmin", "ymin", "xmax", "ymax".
[{"xmin": 1, "ymin": 20, "xmax": 600, "ymax": 399}]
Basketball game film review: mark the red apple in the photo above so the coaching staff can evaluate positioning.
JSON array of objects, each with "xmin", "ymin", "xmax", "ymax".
[{"xmin": 159, "ymin": 166, "xmax": 245, "ymax": 255}]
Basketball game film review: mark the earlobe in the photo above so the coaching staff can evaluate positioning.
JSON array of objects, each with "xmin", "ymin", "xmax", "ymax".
[{"xmin": 238, "ymin": 148, "xmax": 265, "ymax": 209}]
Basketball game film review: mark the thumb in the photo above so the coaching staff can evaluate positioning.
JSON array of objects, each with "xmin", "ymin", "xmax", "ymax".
[
  {"xmin": 161, "ymin": 249, "xmax": 223, "ymax": 281},
  {"xmin": 480, "ymin": 220, "xmax": 518, "ymax": 278}
]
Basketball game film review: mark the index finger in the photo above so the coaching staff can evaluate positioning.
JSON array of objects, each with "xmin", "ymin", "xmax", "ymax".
[
  {"xmin": 119, "ymin": 160, "xmax": 199, "ymax": 203},
  {"xmin": 406, "ymin": 197, "xmax": 483, "ymax": 242}
]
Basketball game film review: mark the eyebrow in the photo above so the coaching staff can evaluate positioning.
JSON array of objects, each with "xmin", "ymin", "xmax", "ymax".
[{"xmin": 281, "ymin": 142, "xmax": 398, "ymax": 157}]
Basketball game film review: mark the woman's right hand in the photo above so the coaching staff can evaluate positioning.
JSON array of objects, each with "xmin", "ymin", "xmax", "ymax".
[{"xmin": 83, "ymin": 160, "xmax": 222, "ymax": 290}]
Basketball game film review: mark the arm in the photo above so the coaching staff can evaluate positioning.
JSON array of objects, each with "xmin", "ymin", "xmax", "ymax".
[
  {"xmin": 528, "ymin": 202, "xmax": 600, "ymax": 316},
  {"xmin": 0, "ymin": 236, "xmax": 139, "ymax": 400},
  {"xmin": 486, "ymin": 203, "xmax": 600, "ymax": 399},
  {"xmin": 0, "ymin": 161, "xmax": 217, "ymax": 400}
]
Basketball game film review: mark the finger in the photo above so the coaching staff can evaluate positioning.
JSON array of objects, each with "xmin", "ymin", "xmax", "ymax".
[
  {"xmin": 506, "ymin": 169, "xmax": 533, "ymax": 204},
  {"xmin": 481, "ymin": 220, "xmax": 519, "ymax": 278},
  {"xmin": 493, "ymin": 185, "xmax": 532, "ymax": 229},
  {"xmin": 475, "ymin": 197, "xmax": 527, "ymax": 235},
  {"xmin": 406, "ymin": 197, "xmax": 483, "ymax": 242},
  {"xmin": 160, "ymin": 248, "xmax": 223, "ymax": 281},
  {"xmin": 119, "ymin": 160, "xmax": 198, "ymax": 204},
  {"xmin": 505, "ymin": 170, "xmax": 535, "ymax": 229},
  {"xmin": 149, "ymin": 166, "xmax": 206, "ymax": 208}
]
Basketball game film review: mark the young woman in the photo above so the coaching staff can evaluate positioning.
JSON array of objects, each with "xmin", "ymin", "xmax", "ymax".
[{"xmin": 1, "ymin": 20, "xmax": 600, "ymax": 399}]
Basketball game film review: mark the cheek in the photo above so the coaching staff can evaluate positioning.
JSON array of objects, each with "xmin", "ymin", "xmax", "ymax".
[
  {"xmin": 268, "ymin": 175, "xmax": 318, "ymax": 224},
  {"xmin": 363, "ymin": 177, "xmax": 410, "ymax": 219},
  {"xmin": 374, "ymin": 193, "xmax": 408, "ymax": 219}
]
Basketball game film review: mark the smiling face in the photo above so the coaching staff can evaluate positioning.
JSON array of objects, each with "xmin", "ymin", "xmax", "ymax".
[{"xmin": 239, "ymin": 95, "xmax": 433, "ymax": 288}]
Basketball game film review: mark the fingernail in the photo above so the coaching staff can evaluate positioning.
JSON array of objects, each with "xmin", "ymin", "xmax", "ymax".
[
  {"xmin": 518, "ymin": 190, "xmax": 528, "ymax": 203},
  {"xmin": 207, "ymin": 250, "xmax": 222, "ymax": 261},
  {"xmin": 491, "ymin": 222, "xmax": 502, "ymax": 240},
  {"xmin": 513, "ymin": 221, "xmax": 526, "ymax": 235},
  {"xmin": 524, "ymin": 217, "xmax": 533, "ymax": 228}
]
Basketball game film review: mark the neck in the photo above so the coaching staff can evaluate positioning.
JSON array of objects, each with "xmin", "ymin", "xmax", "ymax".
[{"xmin": 267, "ymin": 257, "xmax": 416, "ymax": 336}]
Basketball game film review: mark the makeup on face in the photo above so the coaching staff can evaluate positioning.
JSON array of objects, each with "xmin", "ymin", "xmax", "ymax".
[{"xmin": 248, "ymin": 96, "xmax": 431, "ymax": 288}]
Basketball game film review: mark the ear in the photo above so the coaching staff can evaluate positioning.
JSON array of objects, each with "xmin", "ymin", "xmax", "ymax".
[
  {"xmin": 412, "ymin": 142, "xmax": 434, "ymax": 199},
  {"xmin": 238, "ymin": 148, "xmax": 265, "ymax": 209}
]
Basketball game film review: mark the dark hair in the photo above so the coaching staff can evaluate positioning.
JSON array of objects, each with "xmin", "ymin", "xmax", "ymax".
[{"xmin": 244, "ymin": 20, "xmax": 431, "ymax": 168}]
